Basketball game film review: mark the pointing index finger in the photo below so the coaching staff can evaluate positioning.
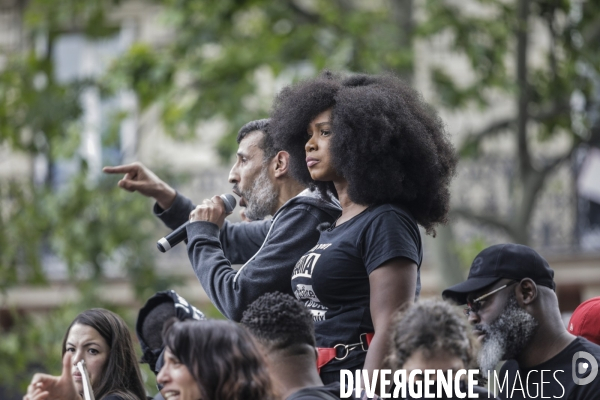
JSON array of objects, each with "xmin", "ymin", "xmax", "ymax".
[{"xmin": 102, "ymin": 164, "xmax": 137, "ymax": 174}]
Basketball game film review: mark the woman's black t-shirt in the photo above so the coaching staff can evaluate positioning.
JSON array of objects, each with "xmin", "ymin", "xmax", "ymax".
[{"xmin": 291, "ymin": 203, "xmax": 423, "ymax": 373}]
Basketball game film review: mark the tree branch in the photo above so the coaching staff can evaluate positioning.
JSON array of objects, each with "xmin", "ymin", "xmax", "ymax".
[
  {"xmin": 516, "ymin": 0, "xmax": 532, "ymax": 178},
  {"xmin": 530, "ymin": 100, "xmax": 571, "ymax": 122},
  {"xmin": 450, "ymin": 207, "xmax": 516, "ymax": 238},
  {"xmin": 544, "ymin": 11, "xmax": 558, "ymax": 81},
  {"xmin": 541, "ymin": 141, "xmax": 579, "ymax": 175},
  {"xmin": 459, "ymin": 100, "xmax": 571, "ymax": 156},
  {"xmin": 287, "ymin": 0, "xmax": 322, "ymax": 23},
  {"xmin": 582, "ymin": 15, "xmax": 600, "ymax": 44},
  {"xmin": 459, "ymin": 118, "xmax": 515, "ymax": 155}
]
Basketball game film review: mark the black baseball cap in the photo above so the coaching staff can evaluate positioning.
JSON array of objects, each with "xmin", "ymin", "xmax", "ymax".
[
  {"xmin": 442, "ymin": 243, "xmax": 555, "ymax": 305},
  {"xmin": 136, "ymin": 290, "xmax": 206, "ymax": 374}
]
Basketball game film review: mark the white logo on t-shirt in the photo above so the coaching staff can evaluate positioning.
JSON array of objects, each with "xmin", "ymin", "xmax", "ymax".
[
  {"xmin": 310, "ymin": 309, "xmax": 327, "ymax": 321},
  {"xmin": 292, "ymin": 252, "xmax": 321, "ymax": 278},
  {"xmin": 294, "ymin": 284, "xmax": 321, "ymax": 302}
]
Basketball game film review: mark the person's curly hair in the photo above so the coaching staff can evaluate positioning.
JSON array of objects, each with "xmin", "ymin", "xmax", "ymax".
[
  {"xmin": 241, "ymin": 292, "xmax": 316, "ymax": 355},
  {"xmin": 385, "ymin": 299, "xmax": 478, "ymax": 371},
  {"xmin": 270, "ymin": 71, "xmax": 457, "ymax": 235}
]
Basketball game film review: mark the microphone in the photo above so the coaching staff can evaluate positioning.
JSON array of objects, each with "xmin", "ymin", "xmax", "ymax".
[{"xmin": 157, "ymin": 194, "xmax": 237, "ymax": 253}]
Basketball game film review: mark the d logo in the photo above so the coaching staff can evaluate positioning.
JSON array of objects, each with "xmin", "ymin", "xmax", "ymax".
[{"xmin": 572, "ymin": 351, "xmax": 599, "ymax": 385}]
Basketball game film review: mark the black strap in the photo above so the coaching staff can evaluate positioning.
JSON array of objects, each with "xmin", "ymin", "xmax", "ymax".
[{"xmin": 286, "ymin": 387, "xmax": 340, "ymax": 400}]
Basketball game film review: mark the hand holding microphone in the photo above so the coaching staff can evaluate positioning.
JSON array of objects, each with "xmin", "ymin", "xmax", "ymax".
[
  {"xmin": 189, "ymin": 194, "xmax": 237, "ymax": 225},
  {"xmin": 157, "ymin": 194, "xmax": 236, "ymax": 253}
]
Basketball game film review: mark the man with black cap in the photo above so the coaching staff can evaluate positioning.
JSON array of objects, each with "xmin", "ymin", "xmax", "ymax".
[
  {"xmin": 443, "ymin": 243, "xmax": 600, "ymax": 400},
  {"xmin": 136, "ymin": 290, "xmax": 206, "ymax": 399}
]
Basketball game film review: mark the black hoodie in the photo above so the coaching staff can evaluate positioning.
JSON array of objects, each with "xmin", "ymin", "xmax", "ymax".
[{"xmin": 154, "ymin": 189, "xmax": 341, "ymax": 321}]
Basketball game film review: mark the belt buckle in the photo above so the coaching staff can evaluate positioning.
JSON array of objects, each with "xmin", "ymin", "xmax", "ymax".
[
  {"xmin": 360, "ymin": 333, "xmax": 370, "ymax": 352},
  {"xmin": 334, "ymin": 344, "xmax": 349, "ymax": 360}
]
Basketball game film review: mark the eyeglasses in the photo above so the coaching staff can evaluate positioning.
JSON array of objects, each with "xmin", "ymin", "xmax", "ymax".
[{"xmin": 464, "ymin": 281, "xmax": 518, "ymax": 316}]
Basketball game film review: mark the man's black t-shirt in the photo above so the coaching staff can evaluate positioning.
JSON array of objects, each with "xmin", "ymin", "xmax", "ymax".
[
  {"xmin": 291, "ymin": 204, "xmax": 423, "ymax": 373},
  {"xmin": 497, "ymin": 337, "xmax": 600, "ymax": 399}
]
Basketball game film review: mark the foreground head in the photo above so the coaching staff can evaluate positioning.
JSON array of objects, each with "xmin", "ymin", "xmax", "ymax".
[
  {"xmin": 443, "ymin": 244, "xmax": 556, "ymax": 372},
  {"xmin": 62, "ymin": 308, "xmax": 145, "ymax": 400},
  {"xmin": 230, "ymin": 118, "xmax": 296, "ymax": 220},
  {"xmin": 387, "ymin": 299, "xmax": 476, "ymax": 375},
  {"xmin": 136, "ymin": 290, "xmax": 206, "ymax": 375},
  {"xmin": 270, "ymin": 71, "xmax": 457, "ymax": 234},
  {"xmin": 569, "ymin": 296, "xmax": 600, "ymax": 345},
  {"xmin": 241, "ymin": 292, "xmax": 316, "ymax": 357},
  {"xmin": 158, "ymin": 319, "xmax": 276, "ymax": 400}
]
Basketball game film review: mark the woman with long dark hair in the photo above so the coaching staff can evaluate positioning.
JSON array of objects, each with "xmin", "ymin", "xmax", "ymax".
[
  {"xmin": 157, "ymin": 319, "xmax": 277, "ymax": 400},
  {"xmin": 24, "ymin": 308, "xmax": 146, "ymax": 400},
  {"xmin": 270, "ymin": 72, "xmax": 457, "ymax": 384}
]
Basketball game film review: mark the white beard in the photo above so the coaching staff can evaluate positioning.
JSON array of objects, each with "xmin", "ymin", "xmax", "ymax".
[
  {"xmin": 243, "ymin": 166, "xmax": 278, "ymax": 220},
  {"xmin": 478, "ymin": 329, "xmax": 507, "ymax": 374},
  {"xmin": 477, "ymin": 295, "xmax": 539, "ymax": 374}
]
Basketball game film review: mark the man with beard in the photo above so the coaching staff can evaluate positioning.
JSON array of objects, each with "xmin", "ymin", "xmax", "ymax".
[
  {"xmin": 442, "ymin": 243, "xmax": 600, "ymax": 400},
  {"xmin": 104, "ymin": 119, "xmax": 340, "ymax": 321}
]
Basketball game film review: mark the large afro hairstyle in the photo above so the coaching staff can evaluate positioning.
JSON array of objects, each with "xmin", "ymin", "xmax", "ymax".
[{"xmin": 269, "ymin": 71, "xmax": 458, "ymax": 235}]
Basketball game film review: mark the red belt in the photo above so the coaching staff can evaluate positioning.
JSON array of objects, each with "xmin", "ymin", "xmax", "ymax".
[{"xmin": 316, "ymin": 333, "xmax": 374, "ymax": 373}]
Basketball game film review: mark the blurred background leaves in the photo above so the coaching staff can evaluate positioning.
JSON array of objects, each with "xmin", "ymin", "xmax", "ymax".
[{"xmin": 1, "ymin": 0, "xmax": 599, "ymax": 395}]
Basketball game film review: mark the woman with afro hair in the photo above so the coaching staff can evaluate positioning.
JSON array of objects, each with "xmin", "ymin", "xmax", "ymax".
[{"xmin": 269, "ymin": 71, "xmax": 457, "ymax": 384}]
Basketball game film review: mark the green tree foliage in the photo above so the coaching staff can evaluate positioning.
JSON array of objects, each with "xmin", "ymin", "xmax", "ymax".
[
  {"xmin": 0, "ymin": 0, "xmax": 175, "ymax": 393},
  {"xmin": 421, "ymin": 0, "xmax": 600, "ymax": 244},
  {"xmin": 0, "ymin": 0, "xmax": 171, "ymax": 296},
  {"xmin": 106, "ymin": 0, "xmax": 414, "ymax": 158}
]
